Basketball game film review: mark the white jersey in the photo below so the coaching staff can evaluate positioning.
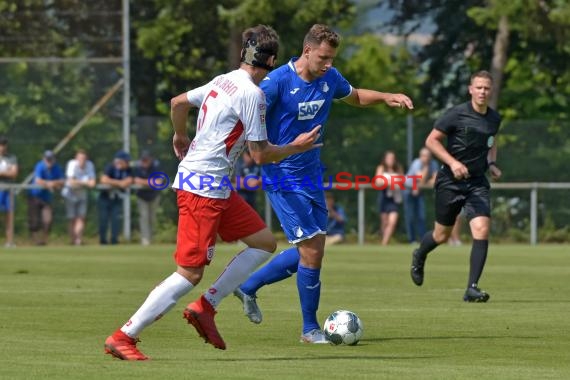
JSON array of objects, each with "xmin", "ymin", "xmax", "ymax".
[{"xmin": 173, "ymin": 69, "xmax": 267, "ymax": 199}]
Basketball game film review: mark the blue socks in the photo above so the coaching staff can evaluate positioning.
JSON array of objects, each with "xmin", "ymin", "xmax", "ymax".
[
  {"xmin": 238, "ymin": 247, "xmax": 322, "ymax": 334},
  {"xmin": 297, "ymin": 265, "xmax": 321, "ymax": 333},
  {"xmin": 239, "ymin": 247, "xmax": 300, "ymax": 296}
]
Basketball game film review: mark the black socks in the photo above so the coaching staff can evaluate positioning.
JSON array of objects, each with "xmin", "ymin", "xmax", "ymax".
[
  {"xmin": 468, "ymin": 239, "xmax": 488, "ymax": 288},
  {"xmin": 416, "ymin": 230, "xmax": 439, "ymax": 260}
]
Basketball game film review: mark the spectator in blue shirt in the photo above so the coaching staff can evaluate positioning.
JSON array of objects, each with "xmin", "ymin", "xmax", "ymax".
[
  {"xmin": 98, "ymin": 151, "xmax": 133, "ymax": 245},
  {"xmin": 325, "ymin": 192, "xmax": 346, "ymax": 246},
  {"xmin": 28, "ymin": 150, "xmax": 65, "ymax": 245},
  {"xmin": 403, "ymin": 148, "xmax": 439, "ymax": 243}
]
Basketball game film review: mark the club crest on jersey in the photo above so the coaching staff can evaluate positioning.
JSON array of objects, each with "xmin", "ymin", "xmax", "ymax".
[
  {"xmin": 298, "ymin": 100, "xmax": 325, "ymax": 120},
  {"xmin": 320, "ymin": 81, "xmax": 329, "ymax": 93},
  {"xmin": 487, "ymin": 135, "xmax": 494, "ymax": 148}
]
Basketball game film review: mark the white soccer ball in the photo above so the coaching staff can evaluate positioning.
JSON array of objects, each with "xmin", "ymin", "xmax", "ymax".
[{"xmin": 323, "ymin": 310, "xmax": 364, "ymax": 345}]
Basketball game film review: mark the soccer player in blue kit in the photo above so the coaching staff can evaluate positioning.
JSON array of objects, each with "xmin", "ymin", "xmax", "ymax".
[{"xmin": 233, "ymin": 24, "xmax": 414, "ymax": 343}]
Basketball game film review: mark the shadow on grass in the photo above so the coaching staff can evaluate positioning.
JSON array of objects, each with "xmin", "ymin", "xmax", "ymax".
[
  {"xmin": 370, "ymin": 335, "xmax": 539, "ymax": 342},
  {"xmin": 208, "ymin": 355, "xmax": 437, "ymax": 362}
]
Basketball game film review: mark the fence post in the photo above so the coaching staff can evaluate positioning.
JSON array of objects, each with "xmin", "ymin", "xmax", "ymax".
[
  {"xmin": 530, "ymin": 184, "xmax": 538, "ymax": 245},
  {"xmin": 358, "ymin": 188, "xmax": 365, "ymax": 245},
  {"xmin": 8, "ymin": 187, "xmax": 14, "ymax": 245}
]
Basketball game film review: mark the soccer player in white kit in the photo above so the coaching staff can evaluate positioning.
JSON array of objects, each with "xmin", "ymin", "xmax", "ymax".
[{"xmin": 104, "ymin": 25, "xmax": 322, "ymax": 360}]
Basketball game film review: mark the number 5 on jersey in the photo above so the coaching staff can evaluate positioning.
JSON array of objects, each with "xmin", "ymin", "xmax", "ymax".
[{"xmin": 197, "ymin": 90, "xmax": 218, "ymax": 131}]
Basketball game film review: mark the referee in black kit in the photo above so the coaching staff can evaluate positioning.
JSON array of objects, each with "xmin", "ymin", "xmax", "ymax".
[{"xmin": 410, "ymin": 70, "xmax": 502, "ymax": 302}]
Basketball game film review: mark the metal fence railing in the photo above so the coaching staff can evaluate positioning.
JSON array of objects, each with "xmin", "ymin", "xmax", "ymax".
[{"xmin": 263, "ymin": 182, "xmax": 570, "ymax": 245}]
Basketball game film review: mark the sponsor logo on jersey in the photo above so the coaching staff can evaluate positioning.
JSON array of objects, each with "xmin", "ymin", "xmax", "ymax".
[
  {"xmin": 487, "ymin": 135, "xmax": 494, "ymax": 148},
  {"xmin": 298, "ymin": 100, "xmax": 325, "ymax": 120},
  {"xmin": 207, "ymin": 246, "xmax": 215, "ymax": 261},
  {"xmin": 290, "ymin": 88, "xmax": 300, "ymax": 95}
]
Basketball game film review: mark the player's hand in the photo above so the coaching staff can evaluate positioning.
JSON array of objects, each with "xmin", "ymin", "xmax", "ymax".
[
  {"xmin": 386, "ymin": 93, "xmax": 414, "ymax": 110},
  {"xmin": 173, "ymin": 133, "xmax": 191, "ymax": 161},
  {"xmin": 489, "ymin": 165, "xmax": 502, "ymax": 181},
  {"xmin": 291, "ymin": 125, "xmax": 324, "ymax": 153},
  {"xmin": 450, "ymin": 160, "xmax": 470, "ymax": 180}
]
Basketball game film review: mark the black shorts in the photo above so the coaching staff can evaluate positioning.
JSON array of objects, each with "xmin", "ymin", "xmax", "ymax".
[{"xmin": 434, "ymin": 171, "xmax": 490, "ymax": 226}]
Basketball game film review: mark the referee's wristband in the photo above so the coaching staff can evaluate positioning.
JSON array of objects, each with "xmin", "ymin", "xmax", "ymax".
[{"xmin": 488, "ymin": 161, "xmax": 497, "ymax": 167}]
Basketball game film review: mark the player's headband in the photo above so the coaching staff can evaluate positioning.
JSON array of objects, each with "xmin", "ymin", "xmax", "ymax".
[{"xmin": 240, "ymin": 34, "xmax": 277, "ymax": 71}]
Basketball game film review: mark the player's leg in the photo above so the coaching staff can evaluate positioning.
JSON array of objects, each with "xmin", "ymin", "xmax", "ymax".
[
  {"xmin": 233, "ymin": 190, "xmax": 320, "ymax": 325},
  {"xmin": 4, "ymin": 192, "xmax": 15, "ymax": 246},
  {"xmin": 192, "ymin": 192, "xmax": 273, "ymax": 327},
  {"xmin": 297, "ymin": 233, "xmax": 328, "ymax": 343},
  {"xmin": 411, "ymin": 178, "xmax": 462, "ymax": 286},
  {"xmin": 462, "ymin": 181, "xmax": 492, "ymax": 302},
  {"xmin": 105, "ymin": 191, "xmax": 223, "ymax": 359},
  {"xmin": 296, "ymin": 191, "xmax": 329, "ymax": 343}
]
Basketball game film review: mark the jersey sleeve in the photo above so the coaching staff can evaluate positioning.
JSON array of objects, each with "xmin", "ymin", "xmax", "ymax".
[
  {"xmin": 186, "ymin": 83, "xmax": 210, "ymax": 107},
  {"xmin": 241, "ymin": 89, "xmax": 268, "ymax": 142},
  {"xmin": 333, "ymin": 69, "xmax": 353, "ymax": 100},
  {"xmin": 434, "ymin": 107, "xmax": 457, "ymax": 134},
  {"xmin": 259, "ymin": 75, "xmax": 279, "ymax": 113}
]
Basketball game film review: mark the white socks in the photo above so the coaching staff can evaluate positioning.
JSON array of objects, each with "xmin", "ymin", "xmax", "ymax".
[
  {"xmin": 204, "ymin": 248, "xmax": 272, "ymax": 308},
  {"xmin": 121, "ymin": 272, "xmax": 193, "ymax": 338}
]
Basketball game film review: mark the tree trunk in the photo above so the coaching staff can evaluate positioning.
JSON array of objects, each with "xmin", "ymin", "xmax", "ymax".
[
  {"xmin": 228, "ymin": 24, "xmax": 242, "ymax": 70},
  {"xmin": 489, "ymin": 15, "xmax": 510, "ymax": 109}
]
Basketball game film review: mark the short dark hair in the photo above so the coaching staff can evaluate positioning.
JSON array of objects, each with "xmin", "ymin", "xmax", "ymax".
[
  {"xmin": 0, "ymin": 136, "xmax": 7, "ymax": 145},
  {"xmin": 303, "ymin": 24, "xmax": 341, "ymax": 48},
  {"xmin": 241, "ymin": 25, "xmax": 279, "ymax": 69},
  {"xmin": 470, "ymin": 70, "xmax": 493, "ymax": 83}
]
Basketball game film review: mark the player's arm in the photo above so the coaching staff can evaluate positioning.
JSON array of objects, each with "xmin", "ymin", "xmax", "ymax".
[
  {"xmin": 487, "ymin": 140, "xmax": 501, "ymax": 181},
  {"xmin": 342, "ymin": 88, "xmax": 414, "ymax": 109},
  {"xmin": 1, "ymin": 160, "xmax": 18, "ymax": 180},
  {"xmin": 170, "ymin": 93, "xmax": 195, "ymax": 160},
  {"xmin": 425, "ymin": 129, "xmax": 469, "ymax": 180},
  {"xmin": 247, "ymin": 125, "xmax": 323, "ymax": 165}
]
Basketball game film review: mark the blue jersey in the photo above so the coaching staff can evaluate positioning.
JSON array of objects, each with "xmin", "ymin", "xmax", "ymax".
[{"xmin": 260, "ymin": 58, "xmax": 352, "ymax": 191}]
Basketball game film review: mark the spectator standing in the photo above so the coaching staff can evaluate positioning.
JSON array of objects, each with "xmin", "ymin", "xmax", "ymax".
[
  {"xmin": 403, "ymin": 148, "xmax": 439, "ymax": 243},
  {"xmin": 63, "ymin": 149, "xmax": 96, "ymax": 245},
  {"xmin": 375, "ymin": 150, "xmax": 404, "ymax": 245},
  {"xmin": 0, "ymin": 137, "xmax": 18, "ymax": 247},
  {"xmin": 133, "ymin": 150, "xmax": 161, "ymax": 246},
  {"xmin": 98, "ymin": 151, "xmax": 133, "ymax": 245},
  {"xmin": 325, "ymin": 192, "xmax": 346, "ymax": 246},
  {"xmin": 28, "ymin": 150, "xmax": 65, "ymax": 245}
]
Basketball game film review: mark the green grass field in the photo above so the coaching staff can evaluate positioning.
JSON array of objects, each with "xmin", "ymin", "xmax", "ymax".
[{"xmin": 1, "ymin": 244, "xmax": 569, "ymax": 379}]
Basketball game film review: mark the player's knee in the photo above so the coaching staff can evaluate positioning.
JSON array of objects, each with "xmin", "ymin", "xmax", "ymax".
[
  {"xmin": 433, "ymin": 228, "xmax": 452, "ymax": 244},
  {"xmin": 470, "ymin": 224, "xmax": 489, "ymax": 239},
  {"xmin": 177, "ymin": 266, "xmax": 204, "ymax": 286}
]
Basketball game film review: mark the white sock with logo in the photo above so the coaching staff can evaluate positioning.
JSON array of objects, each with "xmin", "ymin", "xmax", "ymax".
[
  {"xmin": 121, "ymin": 272, "xmax": 193, "ymax": 338},
  {"xmin": 204, "ymin": 248, "xmax": 272, "ymax": 308}
]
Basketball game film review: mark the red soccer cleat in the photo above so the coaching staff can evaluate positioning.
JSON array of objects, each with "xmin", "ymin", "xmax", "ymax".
[
  {"xmin": 104, "ymin": 329, "xmax": 149, "ymax": 361},
  {"xmin": 183, "ymin": 296, "xmax": 226, "ymax": 350}
]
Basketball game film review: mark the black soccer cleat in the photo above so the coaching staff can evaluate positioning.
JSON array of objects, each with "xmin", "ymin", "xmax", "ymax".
[
  {"xmin": 410, "ymin": 249, "xmax": 425, "ymax": 286},
  {"xmin": 463, "ymin": 286, "xmax": 490, "ymax": 303}
]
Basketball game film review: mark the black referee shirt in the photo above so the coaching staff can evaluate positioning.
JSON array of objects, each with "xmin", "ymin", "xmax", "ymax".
[{"xmin": 434, "ymin": 101, "xmax": 501, "ymax": 177}]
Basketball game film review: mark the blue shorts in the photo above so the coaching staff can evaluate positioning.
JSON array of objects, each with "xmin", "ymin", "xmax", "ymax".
[
  {"xmin": 267, "ymin": 189, "xmax": 327, "ymax": 244},
  {"xmin": 0, "ymin": 191, "xmax": 13, "ymax": 212}
]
